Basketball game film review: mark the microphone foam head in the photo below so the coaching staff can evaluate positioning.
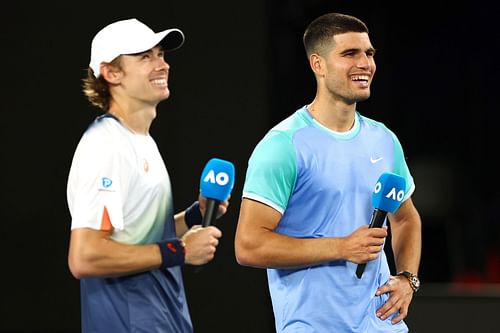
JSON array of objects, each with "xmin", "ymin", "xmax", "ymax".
[
  {"xmin": 372, "ymin": 172, "xmax": 406, "ymax": 213},
  {"xmin": 200, "ymin": 158, "xmax": 235, "ymax": 201}
]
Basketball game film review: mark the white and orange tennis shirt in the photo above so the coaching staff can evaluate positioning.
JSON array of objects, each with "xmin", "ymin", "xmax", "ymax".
[
  {"xmin": 67, "ymin": 114, "xmax": 172, "ymax": 244},
  {"xmin": 67, "ymin": 114, "xmax": 192, "ymax": 332}
]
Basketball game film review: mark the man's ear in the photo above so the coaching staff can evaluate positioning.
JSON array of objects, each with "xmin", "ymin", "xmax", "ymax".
[
  {"xmin": 309, "ymin": 53, "xmax": 325, "ymax": 76},
  {"xmin": 100, "ymin": 63, "xmax": 122, "ymax": 84}
]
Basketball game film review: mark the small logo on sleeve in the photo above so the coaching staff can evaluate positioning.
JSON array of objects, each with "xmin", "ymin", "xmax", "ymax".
[
  {"xmin": 102, "ymin": 177, "xmax": 113, "ymax": 188},
  {"xmin": 98, "ymin": 177, "xmax": 115, "ymax": 192}
]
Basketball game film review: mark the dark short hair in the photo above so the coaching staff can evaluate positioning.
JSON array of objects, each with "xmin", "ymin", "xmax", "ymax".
[{"xmin": 303, "ymin": 13, "xmax": 369, "ymax": 56}]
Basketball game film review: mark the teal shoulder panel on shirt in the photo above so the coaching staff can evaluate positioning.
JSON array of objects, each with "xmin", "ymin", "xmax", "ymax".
[{"xmin": 243, "ymin": 109, "xmax": 311, "ymax": 213}]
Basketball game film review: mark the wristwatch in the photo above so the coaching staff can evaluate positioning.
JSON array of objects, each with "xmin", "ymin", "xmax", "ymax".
[{"xmin": 397, "ymin": 271, "xmax": 420, "ymax": 293}]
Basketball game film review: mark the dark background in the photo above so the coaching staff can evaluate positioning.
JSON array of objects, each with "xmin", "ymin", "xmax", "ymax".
[{"xmin": 1, "ymin": 1, "xmax": 498, "ymax": 332}]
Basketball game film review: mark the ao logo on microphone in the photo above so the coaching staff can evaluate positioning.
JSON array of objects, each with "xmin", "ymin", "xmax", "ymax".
[
  {"xmin": 200, "ymin": 158, "xmax": 235, "ymax": 202},
  {"xmin": 203, "ymin": 170, "xmax": 230, "ymax": 186},
  {"xmin": 374, "ymin": 181, "xmax": 404, "ymax": 202}
]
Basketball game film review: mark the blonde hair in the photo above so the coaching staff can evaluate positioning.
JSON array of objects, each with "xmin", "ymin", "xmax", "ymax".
[{"xmin": 81, "ymin": 57, "xmax": 122, "ymax": 111}]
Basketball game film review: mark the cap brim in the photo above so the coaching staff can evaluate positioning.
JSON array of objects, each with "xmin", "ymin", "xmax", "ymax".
[
  {"xmin": 159, "ymin": 29, "xmax": 185, "ymax": 51},
  {"xmin": 123, "ymin": 28, "xmax": 184, "ymax": 55}
]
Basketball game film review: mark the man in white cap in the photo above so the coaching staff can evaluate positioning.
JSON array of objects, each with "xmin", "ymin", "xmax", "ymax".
[{"xmin": 67, "ymin": 18, "xmax": 229, "ymax": 332}]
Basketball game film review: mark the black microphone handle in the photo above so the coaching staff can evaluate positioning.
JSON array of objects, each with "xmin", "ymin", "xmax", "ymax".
[
  {"xmin": 194, "ymin": 198, "xmax": 220, "ymax": 274},
  {"xmin": 202, "ymin": 199, "xmax": 220, "ymax": 227},
  {"xmin": 355, "ymin": 208, "xmax": 388, "ymax": 279},
  {"xmin": 367, "ymin": 208, "xmax": 388, "ymax": 229}
]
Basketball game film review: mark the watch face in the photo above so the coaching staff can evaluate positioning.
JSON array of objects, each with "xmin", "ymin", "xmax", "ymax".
[
  {"xmin": 411, "ymin": 276, "xmax": 420, "ymax": 288},
  {"xmin": 399, "ymin": 271, "xmax": 420, "ymax": 292},
  {"xmin": 410, "ymin": 275, "xmax": 420, "ymax": 291}
]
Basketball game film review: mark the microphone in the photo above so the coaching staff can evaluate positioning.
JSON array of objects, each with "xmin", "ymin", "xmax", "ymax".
[
  {"xmin": 199, "ymin": 158, "xmax": 235, "ymax": 227},
  {"xmin": 355, "ymin": 172, "xmax": 406, "ymax": 279}
]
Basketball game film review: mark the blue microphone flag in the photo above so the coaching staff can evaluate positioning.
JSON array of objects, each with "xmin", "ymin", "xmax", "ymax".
[
  {"xmin": 200, "ymin": 158, "xmax": 235, "ymax": 201},
  {"xmin": 355, "ymin": 172, "xmax": 407, "ymax": 279},
  {"xmin": 372, "ymin": 172, "xmax": 406, "ymax": 213}
]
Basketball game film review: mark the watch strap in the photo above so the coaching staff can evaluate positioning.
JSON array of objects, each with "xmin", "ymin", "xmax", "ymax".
[{"xmin": 397, "ymin": 271, "xmax": 420, "ymax": 293}]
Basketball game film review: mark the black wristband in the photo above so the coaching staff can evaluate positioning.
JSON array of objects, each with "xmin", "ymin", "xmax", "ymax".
[
  {"xmin": 157, "ymin": 239, "xmax": 185, "ymax": 268},
  {"xmin": 185, "ymin": 201, "xmax": 202, "ymax": 228}
]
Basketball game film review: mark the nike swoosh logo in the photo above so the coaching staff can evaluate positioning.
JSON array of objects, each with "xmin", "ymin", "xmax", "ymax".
[{"xmin": 370, "ymin": 157, "xmax": 383, "ymax": 164}]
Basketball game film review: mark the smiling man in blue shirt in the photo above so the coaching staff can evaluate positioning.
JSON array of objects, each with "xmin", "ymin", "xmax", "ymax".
[{"xmin": 235, "ymin": 13, "xmax": 422, "ymax": 333}]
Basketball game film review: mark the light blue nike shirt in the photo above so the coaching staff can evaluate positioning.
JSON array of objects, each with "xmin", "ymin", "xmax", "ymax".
[{"xmin": 243, "ymin": 106, "xmax": 414, "ymax": 333}]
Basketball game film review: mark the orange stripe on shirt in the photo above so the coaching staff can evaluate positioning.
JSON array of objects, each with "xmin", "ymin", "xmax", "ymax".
[{"xmin": 100, "ymin": 206, "xmax": 112, "ymax": 231}]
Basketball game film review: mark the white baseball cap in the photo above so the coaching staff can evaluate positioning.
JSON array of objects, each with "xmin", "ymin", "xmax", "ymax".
[{"xmin": 89, "ymin": 18, "xmax": 185, "ymax": 77}]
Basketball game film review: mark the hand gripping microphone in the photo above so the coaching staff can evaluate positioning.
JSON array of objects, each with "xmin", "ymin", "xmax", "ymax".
[
  {"xmin": 355, "ymin": 172, "xmax": 406, "ymax": 279},
  {"xmin": 199, "ymin": 158, "xmax": 235, "ymax": 227}
]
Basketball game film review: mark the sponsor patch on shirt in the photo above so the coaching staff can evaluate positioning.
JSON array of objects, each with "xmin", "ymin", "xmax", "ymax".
[{"xmin": 99, "ymin": 177, "xmax": 115, "ymax": 192}]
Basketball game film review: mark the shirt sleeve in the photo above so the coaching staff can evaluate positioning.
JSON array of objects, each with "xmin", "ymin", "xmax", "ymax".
[
  {"xmin": 390, "ymin": 131, "xmax": 415, "ymax": 200},
  {"xmin": 68, "ymin": 133, "xmax": 129, "ymax": 231},
  {"xmin": 242, "ymin": 130, "xmax": 297, "ymax": 214}
]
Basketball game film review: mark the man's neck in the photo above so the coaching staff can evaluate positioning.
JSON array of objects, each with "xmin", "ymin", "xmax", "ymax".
[
  {"xmin": 307, "ymin": 99, "xmax": 356, "ymax": 132},
  {"xmin": 108, "ymin": 102, "xmax": 156, "ymax": 135}
]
